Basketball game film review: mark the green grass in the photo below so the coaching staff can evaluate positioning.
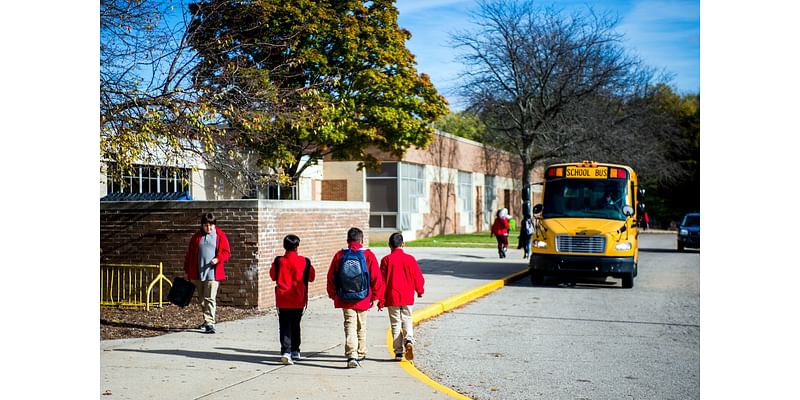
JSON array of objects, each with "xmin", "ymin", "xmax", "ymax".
[{"xmin": 371, "ymin": 231, "xmax": 511, "ymax": 248}]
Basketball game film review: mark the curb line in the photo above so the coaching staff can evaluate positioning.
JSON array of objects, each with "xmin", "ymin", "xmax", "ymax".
[{"xmin": 385, "ymin": 268, "xmax": 530, "ymax": 399}]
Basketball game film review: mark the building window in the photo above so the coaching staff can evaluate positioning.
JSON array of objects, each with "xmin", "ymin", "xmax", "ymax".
[
  {"xmin": 248, "ymin": 183, "xmax": 298, "ymax": 200},
  {"xmin": 366, "ymin": 162, "xmax": 398, "ymax": 228},
  {"xmin": 106, "ymin": 164, "xmax": 191, "ymax": 194},
  {"xmin": 399, "ymin": 163, "xmax": 425, "ymax": 230},
  {"xmin": 458, "ymin": 170, "xmax": 473, "ymax": 226}
]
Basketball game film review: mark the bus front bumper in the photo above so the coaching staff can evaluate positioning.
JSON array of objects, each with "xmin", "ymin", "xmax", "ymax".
[{"xmin": 529, "ymin": 254, "xmax": 635, "ymax": 279}]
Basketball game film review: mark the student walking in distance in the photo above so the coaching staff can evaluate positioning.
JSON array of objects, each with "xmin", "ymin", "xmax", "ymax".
[
  {"xmin": 378, "ymin": 232, "xmax": 425, "ymax": 361},
  {"xmin": 183, "ymin": 213, "xmax": 231, "ymax": 334},
  {"xmin": 270, "ymin": 234, "xmax": 316, "ymax": 365},
  {"xmin": 490, "ymin": 208, "xmax": 510, "ymax": 258},
  {"xmin": 327, "ymin": 227, "xmax": 385, "ymax": 368},
  {"xmin": 517, "ymin": 216, "xmax": 534, "ymax": 259}
]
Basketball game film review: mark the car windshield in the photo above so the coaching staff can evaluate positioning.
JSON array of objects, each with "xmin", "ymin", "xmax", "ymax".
[
  {"xmin": 542, "ymin": 178, "xmax": 628, "ymax": 220},
  {"xmin": 682, "ymin": 215, "xmax": 700, "ymax": 227}
]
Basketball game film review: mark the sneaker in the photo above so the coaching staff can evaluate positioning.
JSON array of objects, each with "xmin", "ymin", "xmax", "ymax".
[
  {"xmin": 394, "ymin": 353, "xmax": 404, "ymax": 361},
  {"xmin": 281, "ymin": 353, "xmax": 294, "ymax": 365},
  {"xmin": 404, "ymin": 341, "xmax": 414, "ymax": 361},
  {"xmin": 347, "ymin": 358, "xmax": 360, "ymax": 368},
  {"xmin": 290, "ymin": 351, "xmax": 301, "ymax": 361},
  {"xmin": 204, "ymin": 325, "xmax": 216, "ymax": 334}
]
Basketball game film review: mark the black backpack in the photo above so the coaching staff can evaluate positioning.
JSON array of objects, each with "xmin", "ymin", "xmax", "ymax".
[
  {"xmin": 334, "ymin": 248, "xmax": 369, "ymax": 301},
  {"xmin": 167, "ymin": 277, "xmax": 196, "ymax": 307}
]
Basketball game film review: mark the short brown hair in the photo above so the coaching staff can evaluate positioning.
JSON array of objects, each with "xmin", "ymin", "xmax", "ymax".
[{"xmin": 200, "ymin": 213, "xmax": 216, "ymax": 225}]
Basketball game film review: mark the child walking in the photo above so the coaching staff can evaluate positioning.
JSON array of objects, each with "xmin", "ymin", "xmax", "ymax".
[
  {"xmin": 490, "ymin": 208, "xmax": 510, "ymax": 258},
  {"xmin": 327, "ymin": 227, "xmax": 385, "ymax": 368},
  {"xmin": 378, "ymin": 232, "xmax": 425, "ymax": 361},
  {"xmin": 270, "ymin": 234, "xmax": 316, "ymax": 365}
]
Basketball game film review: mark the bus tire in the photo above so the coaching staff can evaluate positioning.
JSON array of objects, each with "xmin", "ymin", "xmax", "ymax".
[
  {"xmin": 621, "ymin": 273, "xmax": 634, "ymax": 289},
  {"xmin": 530, "ymin": 271, "xmax": 544, "ymax": 285}
]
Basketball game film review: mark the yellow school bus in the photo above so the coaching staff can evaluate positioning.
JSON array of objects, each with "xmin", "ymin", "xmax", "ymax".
[{"xmin": 529, "ymin": 161, "xmax": 644, "ymax": 288}]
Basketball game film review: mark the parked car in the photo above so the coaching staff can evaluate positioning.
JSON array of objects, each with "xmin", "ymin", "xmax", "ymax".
[{"xmin": 677, "ymin": 213, "xmax": 700, "ymax": 251}]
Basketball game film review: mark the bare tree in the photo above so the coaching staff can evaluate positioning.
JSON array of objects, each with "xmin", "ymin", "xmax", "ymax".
[
  {"xmin": 452, "ymin": 0, "xmax": 679, "ymax": 217},
  {"xmin": 424, "ymin": 133, "xmax": 459, "ymax": 236},
  {"xmin": 101, "ymin": 0, "xmax": 213, "ymax": 175},
  {"xmin": 101, "ymin": 0, "xmax": 296, "ymax": 196}
]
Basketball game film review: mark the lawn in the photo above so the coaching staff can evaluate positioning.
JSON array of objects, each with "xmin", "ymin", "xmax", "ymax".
[{"xmin": 371, "ymin": 231, "xmax": 516, "ymax": 248}]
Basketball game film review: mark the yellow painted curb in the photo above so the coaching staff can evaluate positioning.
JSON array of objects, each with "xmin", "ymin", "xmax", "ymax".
[{"xmin": 384, "ymin": 268, "xmax": 529, "ymax": 399}]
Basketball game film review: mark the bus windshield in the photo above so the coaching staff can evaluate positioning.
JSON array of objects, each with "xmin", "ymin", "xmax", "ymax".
[{"xmin": 542, "ymin": 178, "xmax": 629, "ymax": 220}]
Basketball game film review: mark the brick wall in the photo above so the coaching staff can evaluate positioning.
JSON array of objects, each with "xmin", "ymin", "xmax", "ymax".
[
  {"xmin": 100, "ymin": 200, "xmax": 369, "ymax": 310},
  {"xmin": 321, "ymin": 180, "xmax": 347, "ymax": 201}
]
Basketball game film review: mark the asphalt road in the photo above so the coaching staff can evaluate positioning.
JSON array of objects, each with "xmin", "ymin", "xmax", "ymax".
[{"xmin": 412, "ymin": 233, "xmax": 700, "ymax": 400}]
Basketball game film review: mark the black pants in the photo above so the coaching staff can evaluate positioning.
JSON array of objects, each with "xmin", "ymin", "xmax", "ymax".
[{"xmin": 278, "ymin": 308, "xmax": 304, "ymax": 354}]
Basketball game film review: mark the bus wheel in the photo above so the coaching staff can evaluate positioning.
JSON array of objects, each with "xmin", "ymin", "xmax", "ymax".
[
  {"xmin": 530, "ymin": 272, "xmax": 544, "ymax": 285},
  {"xmin": 621, "ymin": 273, "xmax": 634, "ymax": 289}
]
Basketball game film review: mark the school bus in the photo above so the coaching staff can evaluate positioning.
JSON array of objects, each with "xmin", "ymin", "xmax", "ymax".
[{"xmin": 529, "ymin": 161, "xmax": 644, "ymax": 288}]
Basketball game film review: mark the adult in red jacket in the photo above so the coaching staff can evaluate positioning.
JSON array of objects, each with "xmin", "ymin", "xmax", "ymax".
[
  {"xmin": 183, "ymin": 213, "xmax": 231, "ymax": 334},
  {"xmin": 270, "ymin": 234, "xmax": 316, "ymax": 365},
  {"xmin": 378, "ymin": 232, "xmax": 425, "ymax": 361},
  {"xmin": 490, "ymin": 208, "xmax": 510, "ymax": 258},
  {"xmin": 326, "ymin": 227, "xmax": 384, "ymax": 368}
]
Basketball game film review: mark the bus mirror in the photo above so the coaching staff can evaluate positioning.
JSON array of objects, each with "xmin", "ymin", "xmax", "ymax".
[
  {"xmin": 533, "ymin": 204, "xmax": 543, "ymax": 214},
  {"xmin": 623, "ymin": 206, "xmax": 634, "ymax": 217}
]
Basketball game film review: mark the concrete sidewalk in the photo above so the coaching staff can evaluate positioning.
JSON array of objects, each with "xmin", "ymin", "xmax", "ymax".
[{"xmin": 100, "ymin": 247, "xmax": 529, "ymax": 399}]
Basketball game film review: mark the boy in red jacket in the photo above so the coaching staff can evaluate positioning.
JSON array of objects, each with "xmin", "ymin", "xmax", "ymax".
[
  {"xmin": 327, "ymin": 227, "xmax": 384, "ymax": 368},
  {"xmin": 270, "ymin": 234, "xmax": 316, "ymax": 365},
  {"xmin": 378, "ymin": 232, "xmax": 425, "ymax": 361},
  {"xmin": 183, "ymin": 213, "xmax": 231, "ymax": 334}
]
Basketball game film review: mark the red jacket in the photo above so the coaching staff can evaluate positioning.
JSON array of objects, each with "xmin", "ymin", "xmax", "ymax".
[
  {"xmin": 270, "ymin": 250, "xmax": 316, "ymax": 309},
  {"xmin": 183, "ymin": 227, "xmax": 231, "ymax": 281},
  {"xmin": 379, "ymin": 248, "xmax": 424, "ymax": 307},
  {"xmin": 491, "ymin": 217, "xmax": 510, "ymax": 236},
  {"xmin": 326, "ymin": 242, "xmax": 384, "ymax": 311}
]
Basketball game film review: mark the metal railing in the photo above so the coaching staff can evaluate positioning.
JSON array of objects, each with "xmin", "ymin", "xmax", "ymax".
[{"xmin": 101, "ymin": 262, "xmax": 173, "ymax": 311}]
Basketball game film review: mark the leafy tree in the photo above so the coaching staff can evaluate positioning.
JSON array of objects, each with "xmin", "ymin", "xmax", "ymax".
[
  {"xmin": 433, "ymin": 111, "xmax": 487, "ymax": 141},
  {"xmin": 639, "ymin": 86, "xmax": 700, "ymax": 228},
  {"xmin": 186, "ymin": 0, "xmax": 448, "ymax": 189},
  {"xmin": 452, "ymin": 0, "xmax": 678, "ymax": 217}
]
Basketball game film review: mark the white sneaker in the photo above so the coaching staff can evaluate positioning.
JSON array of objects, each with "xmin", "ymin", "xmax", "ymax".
[
  {"xmin": 291, "ymin": 351, "xmax": 301, "ymax": 361},
  {"xmin": 281, "ymin": 353, "xmax": 294, "ymax": 365},
  {"xmin": 347, "ymin": 358, "xmax": 360, "ymax": 368}
]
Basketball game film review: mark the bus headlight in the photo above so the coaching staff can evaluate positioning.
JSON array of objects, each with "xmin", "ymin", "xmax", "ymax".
[
  {"xmin": 533, "ymin": 240, "xmax": 548, "ymax": 249},
  {"xmin": 615, "ymin": 242, "xmax": 632, "ymax": 251}
]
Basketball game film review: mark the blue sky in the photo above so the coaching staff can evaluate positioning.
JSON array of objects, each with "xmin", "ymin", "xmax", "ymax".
[{"xmin": 395, "ymin": 0, "xmax": 700, "ymax": 110}]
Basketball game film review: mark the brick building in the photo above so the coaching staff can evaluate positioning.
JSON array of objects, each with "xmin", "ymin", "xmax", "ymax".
[{"xmin": 100, "ymin": 130, "xmax": 540, "ymax": 308}]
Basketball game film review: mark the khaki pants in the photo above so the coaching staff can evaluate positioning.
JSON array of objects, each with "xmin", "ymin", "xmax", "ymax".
[
  {"xmin": 342, "ymin": 308, "xmax": 368, "ymax": 359},
  {"xmin": 195, "ymin": 280, "xmax": 219, "ymax": 325},
  {"xmin": 388, "ymin": 306, "xmax": 414, "ymax": 354}
]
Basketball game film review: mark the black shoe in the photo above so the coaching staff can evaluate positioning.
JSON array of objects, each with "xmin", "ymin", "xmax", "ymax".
[
  {"xmin": 198, "ymin": 322, "xmax": 207, "ymax": 329},
  {"xmin": 204, "ymin": 325, "xmax": 216, "ymax": 334},
  {"xmin": 394, "ymin": 353, "xmax": 404, "ymax": 361},
  {"xmin": 347, "ymin": 358, "xmax": 360, "ymax": 368}
]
